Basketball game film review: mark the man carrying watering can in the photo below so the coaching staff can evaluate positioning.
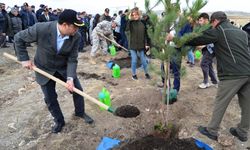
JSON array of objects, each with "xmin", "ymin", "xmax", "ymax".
[{"xmin": 14, "ymin": 9, "xmax": 94, "ymax": 133}]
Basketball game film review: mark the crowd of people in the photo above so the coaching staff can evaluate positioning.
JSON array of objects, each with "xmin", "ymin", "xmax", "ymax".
[
  {"xmin": 1, "ymin": 1, "xmax": 250, "ymax": 143},
  {"xmin": 0, "ymin": 3, "xmax": 63, "ymax": 47},
  {"xmin": 6, "ymin": 2, "xmax": 151, "ymax": 134}
]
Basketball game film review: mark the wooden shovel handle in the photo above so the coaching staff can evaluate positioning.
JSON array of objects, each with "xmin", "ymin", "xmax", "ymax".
[
  {"xmin": 3, "ymin": 52, "xmax": 110, "ymax": 110},
  {"xmin": 97, "ymin": 32, "xmax": 129, "ymax": 52}
]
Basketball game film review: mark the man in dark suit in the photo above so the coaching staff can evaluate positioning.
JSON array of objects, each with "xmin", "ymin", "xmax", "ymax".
[
  {"xmin": 14, "ymin": 9, "xmax": 94, "ymax": 133},
  {"xmin": 38, "ymin": 8, "xmax": 52, "ymax": 22}
]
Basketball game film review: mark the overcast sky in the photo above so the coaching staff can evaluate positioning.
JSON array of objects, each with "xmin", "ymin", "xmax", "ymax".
[{"xmin": 4, "ymin": 0, "xmax": 250, "ymax": 14}]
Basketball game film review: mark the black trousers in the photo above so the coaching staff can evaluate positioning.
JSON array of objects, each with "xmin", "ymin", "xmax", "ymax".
[
  {"xmin": 41, "ymin": 72, "xmax": 84, "ymax": 123},
  {"xmin": 200, "ymin": 51, "xmax": 217, "ymax": 84},
  {"xmin": 161, "ymin": 61, "xmax": 181, "ymax": 92},
  {"xmin": 0, "ymin": 34, "xmax": 6, "ymax": 47}
]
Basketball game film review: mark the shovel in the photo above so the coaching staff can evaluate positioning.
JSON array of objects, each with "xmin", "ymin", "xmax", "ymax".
[
  {"xmin": 97, "ymin": 32, "xmax": 129, "ymax": 52},
  {"xmin": 3, "ymin": 52, "xmax": 139, "ymax": 118}
]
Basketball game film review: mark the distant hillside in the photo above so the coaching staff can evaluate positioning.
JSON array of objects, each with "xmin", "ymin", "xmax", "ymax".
[
  {"xmin": 219, "ymin": 11, "xmax": 250, "ymax": 17},
  {"xmin": 153, "ymin": 10, "xmax": 250, "ymax": 17},
  {"xmin": 152, "ymin": 10, "xmax": 250, "ymax": 25}
]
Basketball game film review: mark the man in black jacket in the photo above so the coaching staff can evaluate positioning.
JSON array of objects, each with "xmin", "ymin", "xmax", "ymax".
[
  {"xmin": 0, "ymin": 3, "xmax": 10, "ymax": 48},
  {"xmin": 186, "ymin": 11, "xmax": 250, "ymax": 142}
]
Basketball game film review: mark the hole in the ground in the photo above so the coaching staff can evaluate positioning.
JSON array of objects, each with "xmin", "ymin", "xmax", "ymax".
[
  {"xmin": 78, "ymin": 72, "xmax": 118, "ymax": 86},
  {"xmin": 113, "ymin": 57, "xmax": 141, "ymax": 69},
  {"xmin": 0, "ymin": 68, "xmax": 5, "ymax": 74},
  {"xmin": 78, "ymin": 72, "xmax": 103, "ymax": 80},
  {"xmin": 114, "ymin": 105, "xmax": 140, "ymax": 118}
]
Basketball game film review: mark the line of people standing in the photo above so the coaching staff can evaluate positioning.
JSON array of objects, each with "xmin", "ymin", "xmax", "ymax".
[{"xmin": 0, "ymin": 2, "xmax": 62, "ymax": 47}]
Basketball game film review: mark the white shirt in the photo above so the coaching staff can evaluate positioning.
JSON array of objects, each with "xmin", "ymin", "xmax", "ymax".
[
  {"xmin": 56, "ymin": 24, "xmax": 72, "ymax": 80},
  {"xmin": 56, "ymin": 24, "xmax": 69, "ymax": 53},
  {"xmin": 114, "ymin": 15, "xmax": 121, "ymax": 33}
]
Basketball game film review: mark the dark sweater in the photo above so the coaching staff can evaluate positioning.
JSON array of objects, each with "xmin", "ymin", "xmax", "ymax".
[{"xmin": 126, "ymin": 20, "xmax": 149, "ymax": 51}]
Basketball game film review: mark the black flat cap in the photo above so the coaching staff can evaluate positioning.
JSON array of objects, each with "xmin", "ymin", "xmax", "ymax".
[
  {"xmin": 211, "ymin": 11, "xmax": 227, "ymax": 22},
  {"xmin": 58, "ymin": 9, "xmax": 84, "ymax": 27}
]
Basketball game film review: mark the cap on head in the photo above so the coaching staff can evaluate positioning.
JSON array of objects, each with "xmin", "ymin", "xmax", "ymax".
[
  {"xmin": 40, "ymin": 4, "xmax": 45, "ymax": 8},
  {"xmin": 124, "ymin": 9, "xmax": 129, "ymax": 13},
  {"xmin": 210, "ymin": 11, "xmax": 227, "ymax": 22},
  {"xmin": 44, "ymin": 8, "xmax": 49, "ymax": 12},
  {"xmin": 58, "ymin": 9, "xmax": 84, "ymax": 27},
  {"xmin": 105, "ymin": 8, "xmax": 110, "ymax": 13},
  {"xmin": 23, "ymin": 2, "xmax": 28, "ymax": 7},
  {"xmin": 11, "ymin": 7, "xmax": 18, "ymax": 13}
]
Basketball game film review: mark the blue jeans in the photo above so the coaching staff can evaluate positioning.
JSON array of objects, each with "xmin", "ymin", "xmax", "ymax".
[
  {"xmin": 130, "ymin": 50, "xmax": 148, "ymax": 75},
  {"xmin": 41, "ymin": 72, "xmax": 85, "ymax": 123},
  {"xmin": 188, "ymin": 49, "xmax": 194, "ymax": 64}
]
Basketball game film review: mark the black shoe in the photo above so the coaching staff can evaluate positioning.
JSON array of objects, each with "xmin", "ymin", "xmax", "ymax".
[
  {"xmin": 189, "ymin": 63, "xmax": 195, "ymax": 67},
  {"xmin": 75, "ymin": 113, "xmax": 94, "ymax": 124},
  {"xmin": 229, "ymin": 127, "xmax": 248, "ymax": 142},
  {"xmin": 132, "ymin": 75, "xmax": 138, "ymax": 80},
  {"xmin": 198, "ymin": 126, "xmax": 218, "ymax": 141},
  {"xmin": 52, "ymin": 121, "xmax": 65, "ymax": 133},
  {"xmin": 83, "ymin": 113, "xmax": 94, "ymax": 124},
  {"xmin": 145, "ymin": 73, "xmax": 151, "ymax": 79}
]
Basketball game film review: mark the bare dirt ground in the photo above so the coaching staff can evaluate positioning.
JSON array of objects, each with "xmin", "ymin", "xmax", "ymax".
[{"xmin": 0, "ymin": 44, "xmax": 249, "ymax": 150}]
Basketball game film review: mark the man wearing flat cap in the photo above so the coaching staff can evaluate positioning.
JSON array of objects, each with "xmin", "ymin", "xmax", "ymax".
[
  {"xmin": 38, "ymin": 8, "xmax": 51, "ymax": 22},
  {"xmin": 36, "ymin": 4, "xmax": 45, "ymax": 19},
  {"xmin": 183, "ymin": 11, "xmax": 250, "ymax": 142},
  {"xmin": 14, "ymin": 9, "xmax": 94, "ymax": 133},
  {"xmin": 100, "ymin": 8, "xmax": 112, "ymax": 22}
]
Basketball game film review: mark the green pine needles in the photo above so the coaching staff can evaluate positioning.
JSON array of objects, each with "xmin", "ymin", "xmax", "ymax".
[{"xmin": 144, "ymin": 0, "xmax": 208, "ymax": 125}]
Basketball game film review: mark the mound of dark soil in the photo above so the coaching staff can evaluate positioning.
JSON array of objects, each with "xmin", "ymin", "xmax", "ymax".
[
  {"xmin": 116, "ymin": 136, "xmax": 201, "ymax": 150},
  {"xmin": 114, "ymin": 105, "xmax": 140, "ymax": 118},
  {"xmin": 113, "ymin": 57, "xmax": 141, "ymax": 69}
]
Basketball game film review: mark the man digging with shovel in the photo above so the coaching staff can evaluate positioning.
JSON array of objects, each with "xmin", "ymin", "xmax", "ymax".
[
  {"xmin": 14, "ymin": 9, "xmax": 94, "ymax": 133},
  {"xmin": 90, "ymin": 20, "xmax": 117, "ymax": 64}
]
